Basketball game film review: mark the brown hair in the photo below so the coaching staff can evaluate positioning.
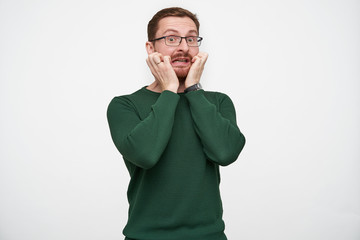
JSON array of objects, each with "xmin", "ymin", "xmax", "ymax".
[{"xmin": 147, "ymin": 7, "xmax": 200, "ymax": 41}]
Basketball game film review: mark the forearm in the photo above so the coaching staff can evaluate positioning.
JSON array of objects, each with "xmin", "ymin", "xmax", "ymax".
[
  {"xmin": 186, "ymin": 90, "xmax": 245, "ymax": 166},
  {"xmin": 107, "ymin": 91, "xmax": 180, "ymax": 169}
]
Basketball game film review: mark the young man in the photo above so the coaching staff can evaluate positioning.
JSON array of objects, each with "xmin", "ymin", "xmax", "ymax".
[{"xmin": 107, "ymin": 7, "xmax": 246, "ymax": 240}]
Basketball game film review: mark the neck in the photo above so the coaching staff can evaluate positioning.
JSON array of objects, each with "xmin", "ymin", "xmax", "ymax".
[{"xmin": 177, "ymin": 77, "xmax": 186, "ymax": 92}]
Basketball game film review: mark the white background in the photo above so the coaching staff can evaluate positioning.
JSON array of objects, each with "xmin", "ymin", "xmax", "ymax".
[{"xmin": 0, "ymin": 0, "xmax": 359, "ymax": 239}]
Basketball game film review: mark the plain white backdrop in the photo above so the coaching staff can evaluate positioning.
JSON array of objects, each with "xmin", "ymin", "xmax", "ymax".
[{"xmin": 0, "ymin": 0, "xmax": 359, "ymax": 239}]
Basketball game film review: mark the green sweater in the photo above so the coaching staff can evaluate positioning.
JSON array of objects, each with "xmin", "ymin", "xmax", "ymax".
[{"xmin": 107, "ymin": 87, "xmax": 245, "ymax": 240}]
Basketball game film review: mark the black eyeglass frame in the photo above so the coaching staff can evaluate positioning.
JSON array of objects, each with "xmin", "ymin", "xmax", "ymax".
[{"xmin": 150, "ymin": 36, "xmax": 203, "ymax": 47}]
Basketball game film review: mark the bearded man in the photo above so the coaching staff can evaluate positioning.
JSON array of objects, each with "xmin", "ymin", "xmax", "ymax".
[{"xmin": 107, "ymin": 7, "xmax": 246, "ymax": 240}]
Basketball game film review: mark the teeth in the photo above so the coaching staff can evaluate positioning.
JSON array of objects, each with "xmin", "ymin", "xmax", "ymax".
[{"xmin": 174, "ymin": 59, "xmax": 186, "ymax": 62}]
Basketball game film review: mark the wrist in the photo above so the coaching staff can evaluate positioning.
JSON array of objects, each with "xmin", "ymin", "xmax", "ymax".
[
  {"xmin": 163, "ymin": 84, "xmax": 179, "ymax": 93},
  {"xmin": 185, "ymin": 81, "xmax": 198, "ymax": 89},
  {"xmin": 184, "ymin": 83, "xmax": 202, "ymax": 93}
]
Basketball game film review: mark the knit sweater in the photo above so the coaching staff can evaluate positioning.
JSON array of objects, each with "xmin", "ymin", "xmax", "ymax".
[{"xmin": 107, "ymin": 87, "xmax": 245, "ymax": 240}]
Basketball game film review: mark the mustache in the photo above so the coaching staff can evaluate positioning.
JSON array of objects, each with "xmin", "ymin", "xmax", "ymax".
[{"xmin": 171, "ymin": 53, "xmax": 193, "ymax": 60}]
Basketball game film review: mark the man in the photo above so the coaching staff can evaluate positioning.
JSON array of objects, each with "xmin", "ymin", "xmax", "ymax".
[{"xmin": 107, "ymin": 7, "xmax": 245, "ymax": 240}]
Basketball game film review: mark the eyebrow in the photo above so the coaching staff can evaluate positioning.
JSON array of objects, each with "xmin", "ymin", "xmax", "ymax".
[{"xmin": 162, "ymin": 29, "xmax": 198, "ymax": 36}]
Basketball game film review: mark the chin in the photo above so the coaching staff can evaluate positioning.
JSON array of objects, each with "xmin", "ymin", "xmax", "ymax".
[{"xmin": 174, "ymin": 68, "xmax": 190, "ymax": 80}]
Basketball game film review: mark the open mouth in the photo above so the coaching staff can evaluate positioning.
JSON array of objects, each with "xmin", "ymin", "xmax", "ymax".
[
  {"xmin": 173, "ymin": 59, "xmax": 189, "ymax": 63},
  {"xmin": 171, "ymin": 58, "xmax": 190, "ymax": 66}
]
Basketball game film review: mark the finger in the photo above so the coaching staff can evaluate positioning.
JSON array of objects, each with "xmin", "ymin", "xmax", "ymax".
[
  {"xmin": 163, "ymin": 56, "xmax": 171, "ymax": 66},
  {"xmin": 198, "ymin": 52, "xmax": 208, "ymax": 63},
  {"xmin": 151, "ymin": 53, "xmax": 163, "ymax": 65},
  {"xmin": 146, "ymin": 57, "xmax": 152, "ymax": 68},
  {"xmin": 192, "ymin": 55, "xmax": 200, "ymax": 63},
  {"xmin": 147, "ymin": 55, "xmax": 158, "ymax": 68},
  {"xmin": 192, "ymin": 52, "xmax": 208, "ymax": 62},
  {"xmin": 197, "ymin": 52, "xmax": 208, "ymax": 58},
  {"xmin": 146, "ymin": 57, "xmax": 158, "ymax": 76},
  {"xmin": 147, "ymin": 53, "xmax": 156, "ymax": 64},
  {"xmin": 192, "ymin": 53, "xmax": 208, "ymax": 67}
]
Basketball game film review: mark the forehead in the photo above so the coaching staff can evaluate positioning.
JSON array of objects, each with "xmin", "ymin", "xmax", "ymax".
[{"xmin": 156, "ymin": 16, "xmax": 198, "ymax": 36}]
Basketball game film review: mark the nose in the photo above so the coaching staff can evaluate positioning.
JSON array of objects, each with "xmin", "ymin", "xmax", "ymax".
[{"xmin": 176, "ymin": 38, "xmax": 189, "ymax": 52}]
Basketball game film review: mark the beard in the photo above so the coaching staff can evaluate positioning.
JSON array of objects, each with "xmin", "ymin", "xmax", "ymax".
[
  {"xmin": 174, "ymin": 67, "xmax": 190, "ymax": 81},
  {"xmin": 170, "ymin": 52, "xmax": 193, "ymax": 81}
]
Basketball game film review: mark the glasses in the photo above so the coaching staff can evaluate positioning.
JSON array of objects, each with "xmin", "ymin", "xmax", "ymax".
[{"xmin": 150, "ymin": 35, "xmax": 203, "ymax": 47}]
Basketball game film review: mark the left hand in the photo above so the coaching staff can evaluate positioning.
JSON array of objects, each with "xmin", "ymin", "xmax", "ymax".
[{"xmin": 185, "ymin": 52, "xmax": 208, "ymax": 88}]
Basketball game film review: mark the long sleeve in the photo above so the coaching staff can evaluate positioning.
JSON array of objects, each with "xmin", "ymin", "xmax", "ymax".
[
  {"xmin": 185, "ymin": 90, "xmax": 245, "ymax": 166},
  {"xmin": 108, "ymin": 88, "xmax": 244, "ymax": 239},
  {"xmin": 107, "ymin": 90, "xmax": 180, "ymax": 169}
]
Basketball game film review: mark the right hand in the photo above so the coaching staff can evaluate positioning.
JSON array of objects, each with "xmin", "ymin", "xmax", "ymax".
[{"xmin": 146, "ymin": 52, "xmax": 179, "ymax": 93}]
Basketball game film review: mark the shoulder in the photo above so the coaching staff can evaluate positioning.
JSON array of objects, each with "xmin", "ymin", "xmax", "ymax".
[
  {"xmin": 112, "ymin": 87, "xmax": 146, "ymax": 101},
  {"xmin": 107, "ymin": 87, "xmax": 160, "ymax": 119},
  {"xmin": 202, "ymin": 90, "xmax": 233, "ymax": 104},
  {"xmin": 107, "ymin": 87, "xmax": 145, "ymax": 111},
  {"xmin": 109, "ymin": 87, "xmax": 149, "ymax": 105}
]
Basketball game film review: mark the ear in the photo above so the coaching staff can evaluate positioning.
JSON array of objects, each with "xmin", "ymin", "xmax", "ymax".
[{"xmin": 146, "ymin": 41, "xmax": 155, "ymax": 54}]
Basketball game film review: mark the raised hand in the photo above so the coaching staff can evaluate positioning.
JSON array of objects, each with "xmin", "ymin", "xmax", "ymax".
[
  {"xmin": 185, "ymin": 52, "xmax": 208, "ymax": 88},
  {"xmin": 146, "ymin": 52, "xmax": 179, "ymax": 93}
]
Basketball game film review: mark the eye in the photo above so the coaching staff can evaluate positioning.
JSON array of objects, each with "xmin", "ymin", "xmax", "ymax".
[
  {"xmin": 167, "ymin": 36, "xmax": 177, "ymax": 42},
  {"xmin": 186, "ymin": 36, "xmax": 198, "ymax": 43}
]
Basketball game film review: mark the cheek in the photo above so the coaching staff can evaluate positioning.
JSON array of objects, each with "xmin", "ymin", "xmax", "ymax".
[
  {"xmin": 155, "ymin": 45, "xmax": 173, "ymax": 56},
  {"xmin": 190, "ymin": 48, "xmax": 199, "ymax": 57}
]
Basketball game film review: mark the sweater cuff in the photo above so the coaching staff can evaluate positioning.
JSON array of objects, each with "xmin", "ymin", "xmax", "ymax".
[
  {"xmin": 184, "ymin": 89, "xmax": 207, "ymax": 106},
  {"xmin": 154, "ymin": 90, "xmax": 180, "ymax": 108}
]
